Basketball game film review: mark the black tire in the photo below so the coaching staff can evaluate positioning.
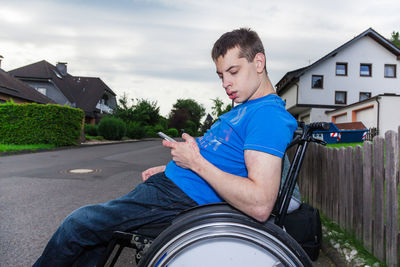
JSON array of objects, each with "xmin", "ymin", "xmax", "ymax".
[{"xmin": 138, "ymin": 203, "xmax": 313, "ymax": 267}]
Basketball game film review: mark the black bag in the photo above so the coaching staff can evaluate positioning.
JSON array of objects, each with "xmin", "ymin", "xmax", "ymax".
[{"xmin": 283, "ymin": 203, "xmax": 322, "ymax": 261}]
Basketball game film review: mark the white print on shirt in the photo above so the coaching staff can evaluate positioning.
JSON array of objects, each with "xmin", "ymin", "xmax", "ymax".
[{"xmin": 230, "ymin": 106, "xmax": 247, "ymax": 125}]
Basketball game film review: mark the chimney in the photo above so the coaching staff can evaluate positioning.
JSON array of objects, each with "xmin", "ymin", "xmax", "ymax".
[
  {"xmin": 0, "ymin": 55, "xmax": 3, "ymax": 69},
  {"xmin": 56, "ymin": 62, "xmax": 68, "ymax": 76}
]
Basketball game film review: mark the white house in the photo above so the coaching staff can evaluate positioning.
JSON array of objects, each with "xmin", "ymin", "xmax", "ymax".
[
  {"xmin": 325, "ymin": 94, "xmax": 400, "ymax": 136},
  {"xmin": 276, "ymin": 28, "xmax": 400, "ymax": 125}
]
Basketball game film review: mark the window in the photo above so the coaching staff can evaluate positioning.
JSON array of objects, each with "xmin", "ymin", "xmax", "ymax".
[
  {"xmin": 360, "ymin": 64, "xmax": 372, "ymax": 77},
  {"xmin": 359, "ymin": 92, "xmax": 371, "ymax": 101},
  {"xmin": 36, "ymin": 87, "xmax": 47, "ymax": 95},
  {"xmin": 384, "ymin": 64, "xmax": 396, "ymax": 78},
  {"xmin": 335, "ymin": 91, "xmax": 347, "ymax": 104},
  {"xmin": 311, "ymin": 75, "xmax": 323, "ymax": 88},
  {"xmin": 336, "ymin": 63, "xmax": 348, "ymax": 76}
]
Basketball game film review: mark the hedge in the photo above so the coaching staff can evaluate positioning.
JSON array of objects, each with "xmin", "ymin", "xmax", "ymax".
[{"xmin": 0, "ymin": 102, "xmax": 84, "ymax": 146}]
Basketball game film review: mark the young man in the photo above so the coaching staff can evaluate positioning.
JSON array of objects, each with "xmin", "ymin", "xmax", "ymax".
[{"xmin": 33, "ymin": 28, "xmax": 297, "ymax": 267}]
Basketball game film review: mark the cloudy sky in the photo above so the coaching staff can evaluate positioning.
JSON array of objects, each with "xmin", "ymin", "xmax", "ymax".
[{"xmin": 0, "ymin": 0, "xmax": 398, "ymax": 116}]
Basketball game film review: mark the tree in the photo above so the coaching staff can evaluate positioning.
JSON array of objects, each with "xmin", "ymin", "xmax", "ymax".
[
  {"xmin": 390, "ymin": 31, "xmax": 400, "ymax": 48},
  {"xmin": 168, "ymin": 99, "xmax": 205, "ymax": 134},
  {"xmin": 112, "ymin": 93, "xmax": 135, "ymax": 123},
  {"xmin": 113, "ymin": 94, "xmax": 161, "ymax": 126},
  {"xmin": 132, "ymin": 99, "xmax": 160, "ymax": 126},
  {"xmin": 211, "ymin": 97, "xmax": 232, "ymax": 118}
]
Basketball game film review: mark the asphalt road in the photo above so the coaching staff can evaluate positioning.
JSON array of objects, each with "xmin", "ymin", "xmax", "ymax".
[
  {"xmin": 0, "ymin": 141, "xmax": 171, "ymax": 266},
  {"xmin": 0, "ymin": 141, "xmax": 335, "ymax": 266}
]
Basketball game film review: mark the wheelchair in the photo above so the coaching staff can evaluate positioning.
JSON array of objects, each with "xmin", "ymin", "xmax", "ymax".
[{"xmin": 96, "ymin": 122, "xmax": 329, "ymax": 267}]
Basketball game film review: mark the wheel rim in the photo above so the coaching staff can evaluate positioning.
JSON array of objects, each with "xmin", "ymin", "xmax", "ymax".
[{"xmin": 147, "ymin": 222, "xmax": 303, "ymax": 267}]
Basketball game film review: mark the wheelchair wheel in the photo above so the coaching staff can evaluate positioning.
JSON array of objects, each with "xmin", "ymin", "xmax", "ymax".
[{"xmin": 138, "ymin": 204, "xmax": 312, "ymax": 267}]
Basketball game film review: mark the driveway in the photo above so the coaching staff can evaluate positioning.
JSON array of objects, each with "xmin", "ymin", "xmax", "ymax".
[{"xmin": 0, "ymin": 141, "xmax": 334, "ymax": 266}]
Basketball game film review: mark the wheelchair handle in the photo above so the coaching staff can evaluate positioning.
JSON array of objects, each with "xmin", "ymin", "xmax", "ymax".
[{"xmin": 307, "ymin": 122, "xmax": 330, "ymax": 132}]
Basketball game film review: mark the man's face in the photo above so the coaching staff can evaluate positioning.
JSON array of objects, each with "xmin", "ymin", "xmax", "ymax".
[{"xmin": 215, "ymin": 46, "xmax": 262, "ymax": 103}]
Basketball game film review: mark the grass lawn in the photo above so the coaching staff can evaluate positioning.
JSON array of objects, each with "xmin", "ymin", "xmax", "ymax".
[
  {"xmin": 0, "ymin": 144, "xmax": 55, "ymax": 152},
  {"xmin": 326, "ymin": 142, "xmax": 364, "ymax": 148}
]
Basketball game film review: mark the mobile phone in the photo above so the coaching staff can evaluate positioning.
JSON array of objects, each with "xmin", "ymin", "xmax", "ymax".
[{"xmin": 158, "ymin": 132, "xmax": 176, "ymax": 142}]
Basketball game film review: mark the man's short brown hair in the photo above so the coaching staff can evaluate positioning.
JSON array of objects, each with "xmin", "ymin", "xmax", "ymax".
[{"xmin": 211, "ymin": 28, "xmax": 265, "ymax": 63}]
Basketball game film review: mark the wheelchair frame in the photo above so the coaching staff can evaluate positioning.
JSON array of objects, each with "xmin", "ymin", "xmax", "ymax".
[{"xmin": 96, "ymin": 121, "xmax": 329, "ymax": 267}]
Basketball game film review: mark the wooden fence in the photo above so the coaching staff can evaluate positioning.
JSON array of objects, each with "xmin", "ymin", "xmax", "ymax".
[{"xmin": 293, "ymin": 128, "xmax": 399, "ymax": 266}]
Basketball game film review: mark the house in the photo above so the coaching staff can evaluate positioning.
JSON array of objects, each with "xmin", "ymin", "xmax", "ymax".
[
  {"xmin": 9, "ymin": 60, "xmax": 117, "ymax": 124},
  {"xmin": 325, "ymin": 93, "xmax": 400, "ymax": 136},
  {"xmin": 276, "ymin": 28, "xmax": 400, "ymax": 124},
  {"xmin": 0, "ymin": 57, "xmax": 53, "ymax": 104}
]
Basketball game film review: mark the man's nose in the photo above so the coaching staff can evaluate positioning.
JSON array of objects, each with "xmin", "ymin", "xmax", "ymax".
[{"xmin": 222, "ymin": 78, "xmax": 231, "ymax": 89}]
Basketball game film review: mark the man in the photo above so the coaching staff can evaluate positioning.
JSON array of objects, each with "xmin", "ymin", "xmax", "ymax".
[{"xmin": 33, "ymin": 28, "xmax": 297, "ymax": 267}]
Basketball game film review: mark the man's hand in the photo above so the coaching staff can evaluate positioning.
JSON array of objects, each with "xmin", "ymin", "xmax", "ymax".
[
  {"xmin": 142, "ymin": 165, "xmax": 166, "ymax": 181},
  {"xmin": 162, "ymin": 133, "xmax": 202, "ymax": 170}
]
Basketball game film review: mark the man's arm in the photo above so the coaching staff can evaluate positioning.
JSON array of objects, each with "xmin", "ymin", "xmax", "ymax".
[
  {"xmin": 142, "ymin": 165, "xmax": 166, "ymax": 181},
  {"xmin": 163, "ymin": 134, "xmax": 282, "ymax": 222}
]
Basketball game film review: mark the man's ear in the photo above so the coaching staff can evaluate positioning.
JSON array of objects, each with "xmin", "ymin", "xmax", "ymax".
[{"xmin": 254, "ymin": 53, "xmax": 266, "ymax": 73}]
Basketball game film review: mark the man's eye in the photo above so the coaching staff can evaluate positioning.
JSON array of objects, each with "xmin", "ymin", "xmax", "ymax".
[{"xmin": 230, "ymin": 71, "xmax": 238, "ymax": 75}]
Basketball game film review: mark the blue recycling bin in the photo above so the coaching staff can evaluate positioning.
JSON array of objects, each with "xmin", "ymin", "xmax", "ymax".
[{"xmin": 313, "ymin": 123, "xmax": 368, "ymax": 144}]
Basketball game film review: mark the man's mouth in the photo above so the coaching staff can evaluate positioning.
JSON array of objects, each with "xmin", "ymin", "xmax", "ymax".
[{"xmin": 228, "ymin": 92, "xmax": 237, "ymax": 100}]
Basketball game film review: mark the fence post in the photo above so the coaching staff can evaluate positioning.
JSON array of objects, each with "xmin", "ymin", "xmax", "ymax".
[
  {"xmin": 385, "ymin": 130, "xmax": 399, "ymax": 267},
  {"xmin": 333, "ymin": 148, "xmax": 340, "ymax": 223},
  {"xmin": 328, "ymin": 147, "xmax": 334, "ymax": 220},
  {"xmin": 321, "ymin": 145, "xmax": 328, "ymax": 215},
  {"xmin": 345, "ymin": 146, "xmax": 354, "ymax": 232},
  {"xmin": 312, "ymin": 144, "xmax": 321, "ymax": 208},
  {"xmin": 338, "ymin": 148, "xmax": 346, "ymax": 229},
  {"xmin": 373, "ymin": 136, "xmax": 385, "ymax": 262},
  {"xmin": 354, "ymin": 145, "xmax": 364, "ymax": 241},
  {"xmin": 363, "ymin": 141, "xmax": 373, "ymax": 253}
]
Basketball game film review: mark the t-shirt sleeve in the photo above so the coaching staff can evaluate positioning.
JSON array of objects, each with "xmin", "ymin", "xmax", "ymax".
[{"xmin": 243, "ymin": 106, "xmax": 297, "ymax": 158}]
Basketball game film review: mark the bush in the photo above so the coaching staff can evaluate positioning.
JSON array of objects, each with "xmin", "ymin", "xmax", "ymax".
[
  {"xmin": 126, "ymin": 121, "xmax": 146, "ymax": 139},
  {"xmin": 0, "ymin": 102, "xmax": 84, "ymax": 146},
  {"xmin": 84, "ymin": 124, "xmax": 98, "ymax": 136},
  {"xmin": 144, "ymin": 126, "xmax": 158, "ymax": 138},
  {"xmin": 167, "ymin": 128, "xmax": 179, "ymax": 138},
  {"xmin": 184, "ymin": 120, "xmax": 197, "ymax": 136},
  {"xmin": 98, "ymin": 117, "xmax": 126, "ymax": 140},
  {"xmin": 153, "ymin": 124, "xmax": 164, "ymax": 133}
]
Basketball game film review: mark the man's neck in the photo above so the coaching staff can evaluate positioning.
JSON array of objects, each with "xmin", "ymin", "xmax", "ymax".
[{"xmin": 257, "ymin": 74, "xmax": 276, "ymax": 98}]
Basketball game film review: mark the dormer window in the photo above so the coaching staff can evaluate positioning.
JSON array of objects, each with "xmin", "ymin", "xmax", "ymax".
[{"xmin": 100, "ymin": 94, "xmax": 109, "ymax": 106}]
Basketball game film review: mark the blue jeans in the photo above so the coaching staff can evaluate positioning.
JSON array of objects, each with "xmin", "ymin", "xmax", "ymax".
[{"xmin": 33, "ymin": 172, "xmax": 198, "ymax": 267}]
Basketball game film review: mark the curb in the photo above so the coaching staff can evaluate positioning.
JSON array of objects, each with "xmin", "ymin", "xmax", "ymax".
[{"xmin": 0, "ymin": 139, "xmax": 159, "ymax": 157}]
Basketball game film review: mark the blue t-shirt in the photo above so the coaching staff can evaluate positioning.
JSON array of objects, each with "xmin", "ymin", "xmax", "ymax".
[{"xmin": 165, "ymin": 94, "xmax": 297, "ymax": 205}]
